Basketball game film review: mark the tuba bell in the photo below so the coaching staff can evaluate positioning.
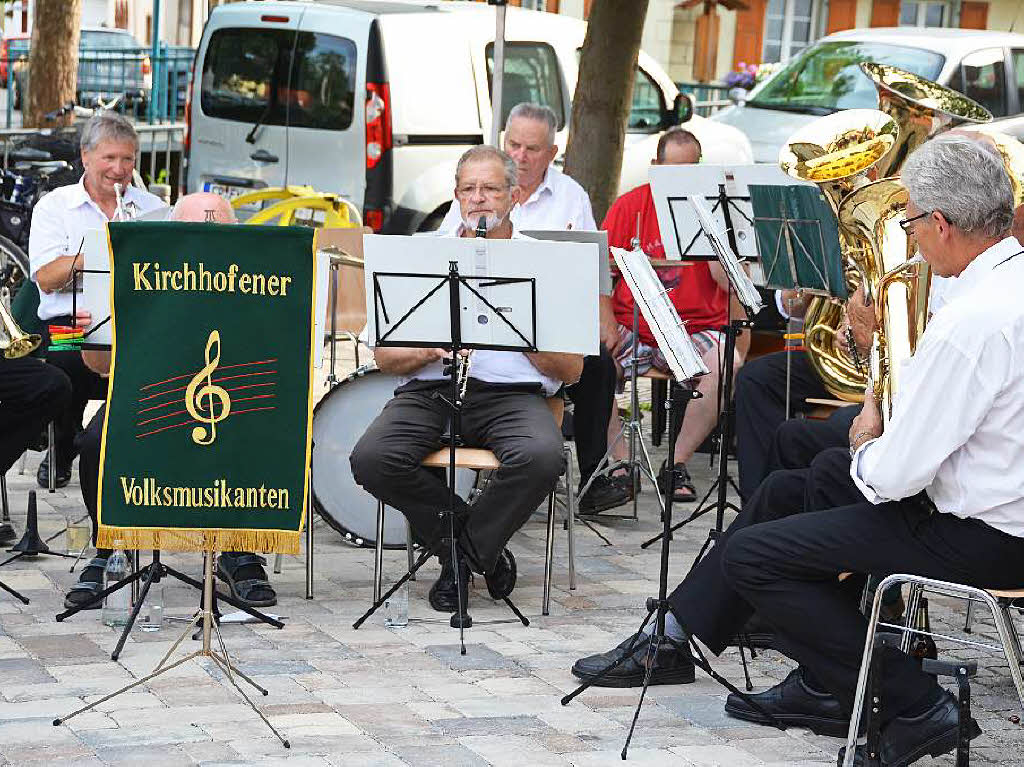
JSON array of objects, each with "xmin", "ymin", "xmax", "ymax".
[
  {"xmin": 779, "ymin": 109, "xmax": 899, "ymax": 401},
  {"xmin": 0, "ymin": 286, "xmax": 41, "ymax": 359}
]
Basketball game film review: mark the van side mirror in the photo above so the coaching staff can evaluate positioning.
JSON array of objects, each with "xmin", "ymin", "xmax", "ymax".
[
  {"xmin": 668, "ymin": 92, "xmax": 693, "ymax": 126},
  {"xmin": 728, "ymin": 87, "xmax": 748, "ymax": 105}
]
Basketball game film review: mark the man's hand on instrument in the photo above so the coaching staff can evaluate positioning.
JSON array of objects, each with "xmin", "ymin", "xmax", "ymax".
[
  {"xmin": 849, "ymin": 394, "xmax": 882, "ymax": 455},
  {"xmin": 844, "ymin": 285, "xmax": 877, "ymax": 354},
  {"xmin": 74, "ymin": 309, "xmax": 92, "ymax": 327}
]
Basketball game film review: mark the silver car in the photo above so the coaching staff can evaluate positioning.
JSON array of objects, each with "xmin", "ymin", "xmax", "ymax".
[{"xmin": 712, "ymin": 27, "xmax": 1024, "ymax": 163}]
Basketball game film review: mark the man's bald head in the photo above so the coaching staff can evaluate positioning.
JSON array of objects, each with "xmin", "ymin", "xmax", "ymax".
[{"xmin": 170, "ymin": 192, "xmax": 237, "ymax": 224}]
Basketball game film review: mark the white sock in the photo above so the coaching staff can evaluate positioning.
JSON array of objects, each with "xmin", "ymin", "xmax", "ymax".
[{"xmin": 643, "ymin": 611, "xmax": 687, "ymax": 643}]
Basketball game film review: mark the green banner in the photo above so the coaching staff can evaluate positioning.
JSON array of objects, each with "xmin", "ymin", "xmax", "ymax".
[{"xmin": 97, "ymin": 222, "xmax": 317, "ymax": 554}]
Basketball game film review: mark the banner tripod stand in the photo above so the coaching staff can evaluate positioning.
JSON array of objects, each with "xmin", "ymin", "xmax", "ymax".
[
  {"xmin": 55, "ymin": 548, "xmax": 285, "ymax": 661},
  {"xmin": 54, "ymin": 552, "xmax": 290, "ymax": 749}
]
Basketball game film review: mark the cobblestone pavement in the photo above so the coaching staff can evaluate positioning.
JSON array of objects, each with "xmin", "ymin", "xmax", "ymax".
[{"xmin": 2, "ymin": 381, "xmax": 1023, "ymax": 765}]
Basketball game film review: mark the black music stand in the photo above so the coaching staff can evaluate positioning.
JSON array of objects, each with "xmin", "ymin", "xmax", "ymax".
[
  {"xmin": 560, "ymin": 248, "xmax": 783, "ymax": 758},
  {"xmin": 641, "ymin": 185, "xmax": 761, "ymax": 550},
  {"xmin": 353, "ymin": 256, "xmax": 540, "ymax": 653}
]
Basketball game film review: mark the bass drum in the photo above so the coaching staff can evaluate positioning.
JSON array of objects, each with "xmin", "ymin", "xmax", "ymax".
[{"xmin": 311, "ymin": 365, "xmax": 475, "ymax": 549}]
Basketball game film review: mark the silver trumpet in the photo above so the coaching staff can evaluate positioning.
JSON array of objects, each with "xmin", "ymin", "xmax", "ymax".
[{"xmin": 113, "ymin": 182, "xmax": 136, "ymax": 221}]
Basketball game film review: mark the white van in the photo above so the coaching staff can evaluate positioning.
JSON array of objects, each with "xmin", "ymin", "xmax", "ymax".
[{"xmin": 185, "ymin": 0, "xmax": 753, "ymax": 233}]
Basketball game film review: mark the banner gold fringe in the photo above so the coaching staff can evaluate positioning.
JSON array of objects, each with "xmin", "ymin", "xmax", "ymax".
[{"xmin": 97, "ymin": 527, "xmax": 300, "ymax": 555}]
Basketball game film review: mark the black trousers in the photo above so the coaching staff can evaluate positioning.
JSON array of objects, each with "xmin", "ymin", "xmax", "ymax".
[
  {"xmin": 77, "ymin": 403, "xmax": 104, "ymax": 545},
  {"xmin": 42, "ymin": 317, "xmax": 107, "ymax": 469},
  {"xmin": 565, "ymin": 348, "xmax": 617, "ymax": 483},
  {"xmin": 768, "ymin": 403, "xmax": 857, "ymax": 473},
  {"xmin": 724, "ymin": 477, "xmax": 1024, "ymax": 722},
  {"xmin": 0, "ymin": 355, "xmax": 71, "ymax": 474},
  {"xmin": 735, "ymin": 350, "xmax": 830, "ymax": 501},
  {"xmin": 669, "ymin": 446, "xmax": 861, "ymax": 655},
  {"xmin": 350, "ymin": 382, "xmax": 564, "ymax": 572}
]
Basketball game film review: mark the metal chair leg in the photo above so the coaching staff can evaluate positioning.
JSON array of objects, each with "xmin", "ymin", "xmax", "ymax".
[
  {"xmin": 18, "ymin": 449, "xmax": 27, "ymax": 475},
  {"xmin": 900, "ymin": 581, "xmax": 924, "ymax": 653},
  {"xmin": 272, "ymin": 553, "xmax": 283, "ymax": 575},
  {"xmin": 374, "ymin": 500, "xmax": 385, "ymax": 603},
  {"xmin": 993, "ymin": 598, "xmax": 1024, "ymax": 710},
  {"xmin": 47, "ymin": 422, "xmax": 56, "ymax": 493},
  {"xmin": 964, "ymin": 598, "xmax": 975, "ymax": 633},
  {"xmin": 406, "ymin": 520, "xmax": 416, "ymax": 582},
  {"xmin": 542, "ymin": 491, "xmax": 556, "ymax": 616},
  {"xmin": 564, "ymin": 445, "xmax": 576, "ymax": 591}
]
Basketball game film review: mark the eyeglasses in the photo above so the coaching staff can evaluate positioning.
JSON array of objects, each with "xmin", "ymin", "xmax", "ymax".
[
  {"xmin": 898, "ymin": 211, "xmax": 931, "ymax": 234},
  {"xmin": 455, "ymin": 183, "xmax": 510, "ymax": 198}
]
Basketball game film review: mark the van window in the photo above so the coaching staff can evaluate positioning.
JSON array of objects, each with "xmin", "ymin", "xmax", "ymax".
[
  {"xmin": 202, "ymin": 28, "xmax": 357, "ymax": 131},
  {"xmin": 628, "ymin": 68, "xmax": 665, "ymax": 132},
  {"xmin": 749, "ymin": 41, "xmax": 944, "ymax": 113},
  {"xmin": 486, "ymin": 42, "xmax": 565, "ymax": 130},
  {"xmin": 960, "ymin": 48, "xmax": 1007, "ymax": 118},
  {"xmin": 1012, "ymin": 49, "xmax": 1024, "ymax": 111}
]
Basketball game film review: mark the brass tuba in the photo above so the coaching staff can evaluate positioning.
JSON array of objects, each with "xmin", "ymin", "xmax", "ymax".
[
  {"xmin": 786, "ymin": 64, "xmax": 994, "ymax": 402},
  {"xmin": 0, "ymin": 286, "xmax": 41, "ymax": 358},
  {"xmin": 779, "ymin": 109, "xmax": 899, "ymax": 401}
]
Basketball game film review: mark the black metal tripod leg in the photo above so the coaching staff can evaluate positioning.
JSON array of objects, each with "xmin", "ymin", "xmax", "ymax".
[
  {"xmin": 561, "ymin": 609, "xmax": 657, "ymax": 705},
  {"xmin": 621, "ymin": 632, "xmax": 663, "ymax": 759},
  {"xmin": 111, "ymin": 564, "xmax": 160, "ymax": 661},
  {"xmin": 0, "ymin": 578, "xmax": 29, "ymax": 604},
  {"xmin": 55, "ymin": 567, "xmax": 148, "ymax": 621},
  {"xmin": 353, "ymin": 548, "xmax": 435, "ymax": 629}
]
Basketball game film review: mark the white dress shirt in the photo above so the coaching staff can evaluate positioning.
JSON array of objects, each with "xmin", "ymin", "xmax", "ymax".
[
  {"xmin": 851, "ymin": 236, "xmax": 1024, "ymax": 537},
  {"xmin": 371, "ymin": 226, "xmax": 562, "ymax": 396},
  {"xmin": 439, "ymin": 164, "xmax": 596, "ymax": 234},
  {"xmin": 29, "ymin": 177, "xmax": 166, "ymax": 320}
]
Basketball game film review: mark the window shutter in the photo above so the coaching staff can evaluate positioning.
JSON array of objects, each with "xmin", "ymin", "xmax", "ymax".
[
  {"xmin": 827, "ymin": 0, "xmax": 858, "ymax": 33},
  {"xmin": 960, "ymin": 1, "xmax": 989, "ymax": 29},
  {"xmin": 733, "ymin": 0, "xmax": 767, "ymax": 69},
  {"xmin": 870, "ymin": 0, "xmax": 901, "ymax": 26}
]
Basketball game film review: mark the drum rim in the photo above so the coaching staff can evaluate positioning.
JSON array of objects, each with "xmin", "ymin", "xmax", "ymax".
[{"xmin": 311, "ymin": 362, "xmax": 410, "ymax": 550}]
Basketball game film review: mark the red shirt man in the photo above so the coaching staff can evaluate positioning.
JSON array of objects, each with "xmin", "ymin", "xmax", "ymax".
[{"xmin": 602, "ymin": 183, "xmax": 728, "ymax": 345}]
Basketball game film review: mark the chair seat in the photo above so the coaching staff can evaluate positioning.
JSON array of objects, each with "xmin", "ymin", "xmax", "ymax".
[
  {"xmin": 805, "ymin": 397, "xmax": 854, "ymax": 420},
  {"xmin": 987, "ymin": 588, "xmax": 1024, "ymax": 599},
  {"xmin": 640, "ymin": 368, "xmax": 673, "ymax": 380},
  {"xmin": 421, "ymin": 447, "xmax": 501, "ymax": 470}
]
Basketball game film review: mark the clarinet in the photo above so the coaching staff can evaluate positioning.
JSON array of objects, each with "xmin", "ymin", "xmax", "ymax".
[{"xmin": 455, "ymin": 217, "xmax": 487, "ymax": 398}]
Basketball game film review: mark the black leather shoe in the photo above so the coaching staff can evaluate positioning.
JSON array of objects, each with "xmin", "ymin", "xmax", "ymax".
[
  {"xmin": 578, "ymin": 475, "xmax": 632, "ymax": 515},
  {"xmin": 657, "ymin": 461, "xmax": 696, "ymax": 502},
  {"xmin": 428, "ymin": 555, "xmax": 470, "ymax": 613},
  {"xmin": 36, "ymin": 456, "xmax": 72, "ymax": 489},
  {"xmin": 725, "ymin": 667, "xmax": 849, "ymax": 736},
  {"xmin": 572, "ymin": 632, "xmax": 695, "ymax": 688},
  {"xmin": 484, "ymin": 548, "xmax": 517, "ymax": 600},
  {"xmin": 838, "ymin": 690, "xmax": 980, "ymax": 767}
]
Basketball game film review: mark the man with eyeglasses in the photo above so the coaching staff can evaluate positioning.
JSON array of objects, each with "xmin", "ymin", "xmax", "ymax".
[
  {"xmin": 352, "ymin": 145, "xmax": 583, "ymax": 614},
  {"xmin": 438, "ymin": 102, "xmax": 629, "ymax": 516}
]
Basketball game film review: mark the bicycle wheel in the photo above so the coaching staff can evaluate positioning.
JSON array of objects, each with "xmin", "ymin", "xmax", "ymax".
[{"xmin": 0, "ymin": 234, "xmax": 30, "ymax": 298}]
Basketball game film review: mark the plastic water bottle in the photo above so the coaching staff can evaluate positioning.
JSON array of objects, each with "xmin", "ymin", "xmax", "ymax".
[
  {"xmin": 102, "ymin": 542, "xmax": 132, "ymax": 627},
  {"xmin": 384, "ymin": 582, "xmax": 409, "ymax": 627}
]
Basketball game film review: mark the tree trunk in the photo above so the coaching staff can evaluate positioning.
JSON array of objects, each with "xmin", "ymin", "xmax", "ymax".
[
  {"xmin": 564, "ymin": 0, "xmax": 650, "ymax": 225},
  {"xmin": 26, "ymin": 0, "xmax": 81, "ymax": 128}
]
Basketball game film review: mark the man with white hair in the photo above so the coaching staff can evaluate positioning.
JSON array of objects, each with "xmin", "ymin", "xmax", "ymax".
[
  {"xmin": 439, "ymin": 103, "xmax": 629, "ymax": 514},
  {"xmin": 352, "ymin": 145, "xmax": 583, "ymax": 614},
  {"xmin": 718, "ymin": 135, "xmax": 1024, "ymax": 765},
  {"xmin": 28, "ymin": 111, "xmax": 165, "ymax": 488},
  {"xmin": 65, "ymin": 192, "xmax": 279, "ymax": 611}
]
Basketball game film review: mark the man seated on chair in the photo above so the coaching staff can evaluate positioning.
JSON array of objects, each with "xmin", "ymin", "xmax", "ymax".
[
  {"xmin": 577, "ymin": 135, "xmax": 1024, "ymax": 766},
  {"xmin": 64, "ymin": 193, "xmax": 279, "ymax": 610},
  {"xmin": 601, "ymin": 127, "xmax": 748, "ymax": 503},
  {"xmin": 351, "ymin": 145, "xmax": 583, "ymax": 613},
  {"xmin": 28, "ymin": 111, "xmax": 166, "ymax": 489},
  {"xmin": 440, "ymin": 102, "xmax": 628, "ymax": 515}
]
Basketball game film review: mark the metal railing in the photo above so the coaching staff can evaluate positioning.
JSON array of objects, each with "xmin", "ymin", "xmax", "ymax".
[
  {"xmin": 0, "ymin": 45, "xmax": 194, "ymax": 129},
  {"xmin": 676, "ymin": 81, "xmax": 734, "ymax": 117},
  {"xmin": 0, "ymin": 122, "xmax": 185, "ymax": 200}
]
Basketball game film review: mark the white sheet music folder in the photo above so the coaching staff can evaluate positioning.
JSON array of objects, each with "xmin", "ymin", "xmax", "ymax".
[{"xmin": 364, "ymin": 234, "xmax": 599, "ymax": 356}]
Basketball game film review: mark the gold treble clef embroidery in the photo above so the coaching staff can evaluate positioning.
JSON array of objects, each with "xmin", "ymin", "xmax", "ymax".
[{"xmin": 184, "ymin": 330, "xmax": 232, "ymax": 445}]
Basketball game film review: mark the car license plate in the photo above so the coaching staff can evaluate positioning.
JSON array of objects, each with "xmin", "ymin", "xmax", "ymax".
[{"xmin": 203, "ymin": 181, "xmax": 261, "ymax": 212}]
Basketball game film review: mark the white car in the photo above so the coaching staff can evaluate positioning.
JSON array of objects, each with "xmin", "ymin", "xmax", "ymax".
[
  {"xmin": 185, "ymin": 0, "xmax": 752, "ymax": 233},
  {"xmin": 712, "ymin": 27, "xmax": 1024, "ymax": 163}
]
